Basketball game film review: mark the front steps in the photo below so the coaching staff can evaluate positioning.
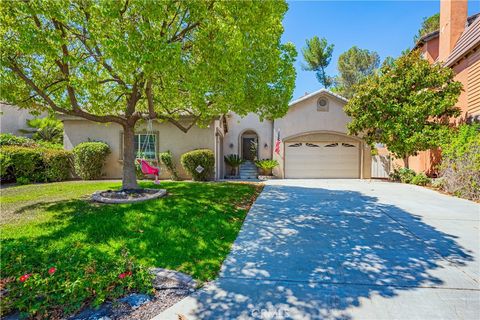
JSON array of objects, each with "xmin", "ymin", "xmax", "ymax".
[{"xmin": 239, "ymin": 160, "xmax": 258, "ymax": 179}]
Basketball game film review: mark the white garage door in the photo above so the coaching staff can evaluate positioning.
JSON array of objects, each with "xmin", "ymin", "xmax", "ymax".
[{"xmin": 285, "ymin": 141, "xmax": 360, "ymax": 178}]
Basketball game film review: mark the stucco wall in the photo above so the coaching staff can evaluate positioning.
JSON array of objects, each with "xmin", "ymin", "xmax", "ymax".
[
  {"xmin": 0, "ymin": 104, "xmax": 47, "ymax": 136},
  {"xmin": 223, "ymin": 112, "xmax": 273, "ymax": 160},
  {"xmin": 272, "ymin": 93, "xmax": 371, "ymax": 179},
  {"xmin": 63, "ymin": 119, "xmax": 215, "ymax": 179}
]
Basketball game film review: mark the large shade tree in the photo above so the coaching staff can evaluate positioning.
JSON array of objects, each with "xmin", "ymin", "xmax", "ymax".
[
  {"xmin": 335, "ymin": 46, "xmax": 380, "ymax": 99},
  {"xmin": 344, "ymin": 50, "xmax": 462, "ymax": 168},
  {"xmin": 0, "ymin": 0, "xmax": 296, "ymax": 189},
  {"xmin": 301, "ymin": 36, "xmax": 334, "ymax": 88}
]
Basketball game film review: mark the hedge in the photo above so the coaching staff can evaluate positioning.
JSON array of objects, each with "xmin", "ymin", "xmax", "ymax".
[
  {"xmin": 0, "ymin": 146, "xmax": 72, "ymax": 183},
  {"xmin": 180, "ymin": 149, "xmax": 214, "ymax": 181},
  {"xmin": 72, "ymin": 142, "xmax": 111, "ymax": 180}
]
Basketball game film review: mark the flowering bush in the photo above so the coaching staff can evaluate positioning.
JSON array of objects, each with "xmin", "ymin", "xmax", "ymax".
[{"xmin": 0, "ymin": 243, "xmax": 153, "ymax": 318}]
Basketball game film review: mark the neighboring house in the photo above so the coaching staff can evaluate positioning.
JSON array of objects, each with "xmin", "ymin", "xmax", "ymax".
[
  {"xmin": 62, "ymin": 89, "xmax": 372, "ymax": 180},
  {"xmin": 379, "ymin": 0, "xmax": 480, "ymax": 176},
  {"xmin": 0, "ymin": 103, "xmax": 46, "ymax": 136}
]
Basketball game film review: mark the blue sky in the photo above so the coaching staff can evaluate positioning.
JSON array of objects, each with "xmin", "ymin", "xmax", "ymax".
[{"xmin": 282, "ymin": 0, "xmax": 480, "ymax": 100}]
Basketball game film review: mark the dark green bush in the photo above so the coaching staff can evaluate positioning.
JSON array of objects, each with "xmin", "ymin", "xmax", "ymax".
[
  {"xmin": 159, "ymin": 150, "xmax": 180, "ymax": 180},
  {"xmin": 73, "ymin": 142, "xmax": 111, "ymax": 180},
  {"xmin": 0, "ymin": 146, "xmax": 44, "ymax": 182},
  {"xmin": 0, "ymin": 133, "xmax": 37, "ymax": 147},
  {"xmin": 180, "ymin": 149, "xmax": 214, "ymax": 181},
  {"xmin": 0, "ymin": 243, "xmax": 153, "ymax": 318},
  {"xmin": 440, "ymin": 124, "xmax": 480, "ymax": 201},
  {"xmin": 411, "ymin": 173, "xmax": 431, "ymax": 186},
  {"xmin": 43, "ymin": 149, "xmax": 73, "ymax": 182},
  {"xmin": 0, "ymin": 146, "xmax": 73, "ymax": 183},
  {"xmin": 389, "ymin": 167, "xmax": 416, "ymax": 183}
]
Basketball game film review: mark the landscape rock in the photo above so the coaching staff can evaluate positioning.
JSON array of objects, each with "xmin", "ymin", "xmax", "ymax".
[
  {"xmin": 150, "ymin": 267, "xmax": 197, "ymax": 290},
  {"xmin": 118, "ymin": 293, "xmax": 152, "ymax": 309}
]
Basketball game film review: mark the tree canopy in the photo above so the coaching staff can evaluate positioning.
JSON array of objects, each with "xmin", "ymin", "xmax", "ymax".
[
  {"xmin": 334, "ymin": 46, "xmax": 380, "ymax": 99},
  {"xmin": 344, "ymin": 50, "xmax": 462, "ymax": 166},
  {"xmin": 0, "ymin": 0, "xmax": 296, "ymax": 189},
  {"xmin": 414, "ymin": 13, "xmax": 440, "ymax": 43},
  {"xmin": 301, "ymin": 36, "xmax": 334, "ymax": 88}
]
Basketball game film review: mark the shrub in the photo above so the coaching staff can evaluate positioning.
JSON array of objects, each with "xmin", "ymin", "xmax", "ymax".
[
  {"xmin": 0, "ymin": 146, "xmax": 45, "ymax": 182},
  {"xmin": 43, "ymin": 149, "xmax": 73, "ymax": 182},
  {"xmin": 440, "ymin": 124, "xmax": 480, "ymax": 201},
  {"xmin": 411, "ymin": 173, "xmax": 431, "ymax": 186},
  {"xmin": 19, "ymin": 117, "xmax": 63, "ymax": 144},
  {"xmin": 180, "ymin": 149, "xmax": 214, "ymax": 181},
  {"xmin": 0, "ymin": 133, "xmax": 37, "ymax": 147},
  {"xmin": 0, "ymin": 152, "xmax": 12, "ymax": 179},
  {"xmin": 73, "ymin": 142, "xmax": 110, "ymax": 180},
  {"xmin": 0, "ymin": 146, "xmax": 73, "ymax": 183},
  {"xmin": 255, "ymin": 159, "xmax": 279, "ymax": 175},
  {"xmin": 389, "ymin": 167, "xmax": 416, "ymax": 183},
  {"xmin": 0, "ymin": 244, "xmax": 153, "ymax": 318},
  {"xmin": 224, "ymin": 154, "xmax": 245, "ymax": 176},
  {"xmin": 159, "ymin": 151, "xmax": 180, "ymax": 180},
  {"xmin": 431, "ymin": 177, "xmax": 445, "ymax": 189}
]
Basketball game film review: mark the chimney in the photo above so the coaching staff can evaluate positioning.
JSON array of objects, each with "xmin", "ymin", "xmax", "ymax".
[{"xmin": 439, "ymin": 0, "xmax": 468, "ymax": 62}]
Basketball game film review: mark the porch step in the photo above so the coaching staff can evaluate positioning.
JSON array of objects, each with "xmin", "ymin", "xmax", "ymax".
[{"xmin": 239, "ymin": 160, "xmax": 258, "ymax": 179}]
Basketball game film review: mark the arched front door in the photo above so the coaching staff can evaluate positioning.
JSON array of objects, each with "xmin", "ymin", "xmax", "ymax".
[{"xmin": 240, "ymin": 130, "xmax": 258, "ymax": 161}]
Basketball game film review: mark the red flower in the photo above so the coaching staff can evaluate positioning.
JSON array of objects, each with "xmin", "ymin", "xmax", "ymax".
[
  {"xmin": 118, "ymin": 271, "xmax": 132, "ymax": 279},
  {"xmin": 48, "ymin": 267, "xmax": 56, "ymax": 275},
  {"xmin": 19, "ymin": 273, "xmax": 32, "ymax": 283}
]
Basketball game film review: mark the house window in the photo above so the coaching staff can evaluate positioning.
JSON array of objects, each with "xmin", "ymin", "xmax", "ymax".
[{"xmin": 134, "ymin": 134, "xmax": 157, "ymax": 159}]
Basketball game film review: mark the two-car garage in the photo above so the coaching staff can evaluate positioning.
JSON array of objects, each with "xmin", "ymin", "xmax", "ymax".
[{"xmin": 284, "ymin": 139, "xmax": 361, "ymax": 179}]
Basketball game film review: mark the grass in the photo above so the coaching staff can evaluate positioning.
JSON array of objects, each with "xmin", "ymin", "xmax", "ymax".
[{"xmin": 0, "ymin": 180, "xmax": 262, "ymax": 282}]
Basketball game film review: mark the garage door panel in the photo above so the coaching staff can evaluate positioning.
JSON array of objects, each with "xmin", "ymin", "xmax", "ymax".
[{"xmin": 285, "ymin": 142, "xmax": 360, "ymax": 178}]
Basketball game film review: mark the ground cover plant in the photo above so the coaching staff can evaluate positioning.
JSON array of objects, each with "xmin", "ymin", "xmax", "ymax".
[{"xmin": 0, "ymin": 180, "xmax": 262, "ymax": 318}]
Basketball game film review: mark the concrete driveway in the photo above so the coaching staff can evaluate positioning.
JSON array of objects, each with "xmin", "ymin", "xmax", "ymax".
[{"xmin": 155, "ymin": 180, "xmax": 479, "ymax": 319}]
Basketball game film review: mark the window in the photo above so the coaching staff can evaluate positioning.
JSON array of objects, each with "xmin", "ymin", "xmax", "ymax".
[
  {"xmin": 342, "ymin": 143, "xmax": 356, "ymax": 148},
  {"xmin": 325, "ymin": 143, "xmax": 338, "ymax": 147},
  {"xmin": 288, "ymin": 143, "xmax": 302, "ymax": 147},
  {"xmin": 306, "ymin": 143, "xmax": 320, "ymax": 147},
  {"xmin": 135, "ymin": 134, "xmax": 157, "ymax": 159}
]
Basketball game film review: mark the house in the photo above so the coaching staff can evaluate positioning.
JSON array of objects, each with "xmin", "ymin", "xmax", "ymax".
[
  {"xmin": 62, "ymin": 89, "xmax": 372, "ymax": 180},
  {"xmin": 380, "ymin": 0, "xmax": 479, "ymax": 176},
  {"xmin": 0, "ymin": 103, "xmax": 47, "ymax": 136}
]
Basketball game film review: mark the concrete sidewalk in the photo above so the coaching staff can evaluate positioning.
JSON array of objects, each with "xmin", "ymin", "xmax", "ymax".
[{"xmin": 153, "ymin": 179, "xmax": 480, "ymax": 320}]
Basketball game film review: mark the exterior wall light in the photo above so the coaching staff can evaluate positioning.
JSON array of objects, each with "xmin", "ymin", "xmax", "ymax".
[
  {"xmin": 264, "ymin": 143, "xmax": 268, "ymax": 149},
  {"xmin": 229, "ymin": 143, "xmax": 234, "ymax": 149}
]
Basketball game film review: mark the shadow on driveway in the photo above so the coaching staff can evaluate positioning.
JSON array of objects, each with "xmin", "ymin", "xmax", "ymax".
[{"xmin": 188, "ymin": 185, "xmax": 474, "ymax": 319}]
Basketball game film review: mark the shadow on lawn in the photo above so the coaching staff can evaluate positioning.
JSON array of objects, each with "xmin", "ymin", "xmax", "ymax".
[
  {"xmin": 2, "ymin": 182, "xmax": 258, "ymax": 281},
  {"xmin": 186, "ymin": 185, "xmax": 473, "ymax": 319}
]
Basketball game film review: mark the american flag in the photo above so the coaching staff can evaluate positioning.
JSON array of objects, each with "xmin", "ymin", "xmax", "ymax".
[{"xmin": 274, "ymin": 130, "xmax": 281, "ymax": 155}]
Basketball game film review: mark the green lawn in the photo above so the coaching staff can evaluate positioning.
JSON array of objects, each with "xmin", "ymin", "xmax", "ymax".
[{"xmin": 0, "ymin": 180, "xmax": 262, "ymax": 316}]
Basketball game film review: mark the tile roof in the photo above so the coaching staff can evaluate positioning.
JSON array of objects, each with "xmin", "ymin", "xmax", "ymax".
[{"xmin": 444, "ymin": 15, "xmax": 480, "ymax": 67}]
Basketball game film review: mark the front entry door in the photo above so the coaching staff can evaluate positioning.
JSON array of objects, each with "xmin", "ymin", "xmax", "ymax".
[{"xmin": 242, "ymin": 137, "xmax": 256, "ymax": 160}]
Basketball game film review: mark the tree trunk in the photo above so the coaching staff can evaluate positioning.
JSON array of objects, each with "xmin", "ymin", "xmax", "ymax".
[
  {"xmin": 122, "ymin": 125, "xmax": 139, "ymax": 190},
  {"xmin": 403, "ymin": 156, "xmax": 410, "ymax": 169}
]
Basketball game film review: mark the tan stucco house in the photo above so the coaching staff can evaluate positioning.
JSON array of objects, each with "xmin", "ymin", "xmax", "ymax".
[{"xmin": 62, "ymin": 89, "xmax": 372, "ymax": 180}]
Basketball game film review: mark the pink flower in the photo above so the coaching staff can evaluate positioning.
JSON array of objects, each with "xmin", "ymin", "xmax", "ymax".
[
  {"xmin": 19, "ymin": 273, "xmax": 31, "ymax": 283},
  {"xmin": 125, "ymin": 271, "xmax": 132, "ymax": 277},
  {"xmin": 118, "ymin": 271, "xmax": 132, "ymax": 279},
  {"xmin": 48, "ymin": 267, "xmax": 56, "ymax": 275},
  {"xmin": 118, "ymin": 273, "xmax": 126, "ymax": 279}
]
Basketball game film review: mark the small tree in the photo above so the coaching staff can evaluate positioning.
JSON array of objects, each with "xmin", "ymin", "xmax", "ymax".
[
  {"xmin": 335, "ymin": 46, "xmax": 380, "ymax": 99},
  {"xmin": 301, "ymin": 36, "xmax": 334, "ymax": 88},
  {"xmin": 414, "ymin": 13, "xmax": 440, "ymax": 43},
  {"xmin": 0, "ymin": 0, "xmax": 296, "ymax": 189},
  {"xmin": 344, "ymin": 50, "xmax": 462, "ymax": 168}
]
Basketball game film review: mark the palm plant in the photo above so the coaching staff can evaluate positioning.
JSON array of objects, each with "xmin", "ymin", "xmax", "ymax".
[
  {"xmin": 19, "ymin": 117, "xmax": 63, "ymax": 144},
  {"xmin": 224, "ymin": 154, "xmax": 245, "ymax": 176}
]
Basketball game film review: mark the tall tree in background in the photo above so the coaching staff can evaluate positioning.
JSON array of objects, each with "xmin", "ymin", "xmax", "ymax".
[
  {"xmin": 414, "ymin": 13, "xmax": 440, "ymax": 43},
  {"xmin": 335, "ymin": 46, "xmax": 380, "ymax": 98},
  {"xmin": 344, "ymin": 50, "xmax": 461, "ymax": 168},
  {"xmin": 302, "ymin": 36, "xmax": 334, "ymax": 88},
  {"xmin": 0, "ymin": 0, "xmax": 296, "ymax": 189}
]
